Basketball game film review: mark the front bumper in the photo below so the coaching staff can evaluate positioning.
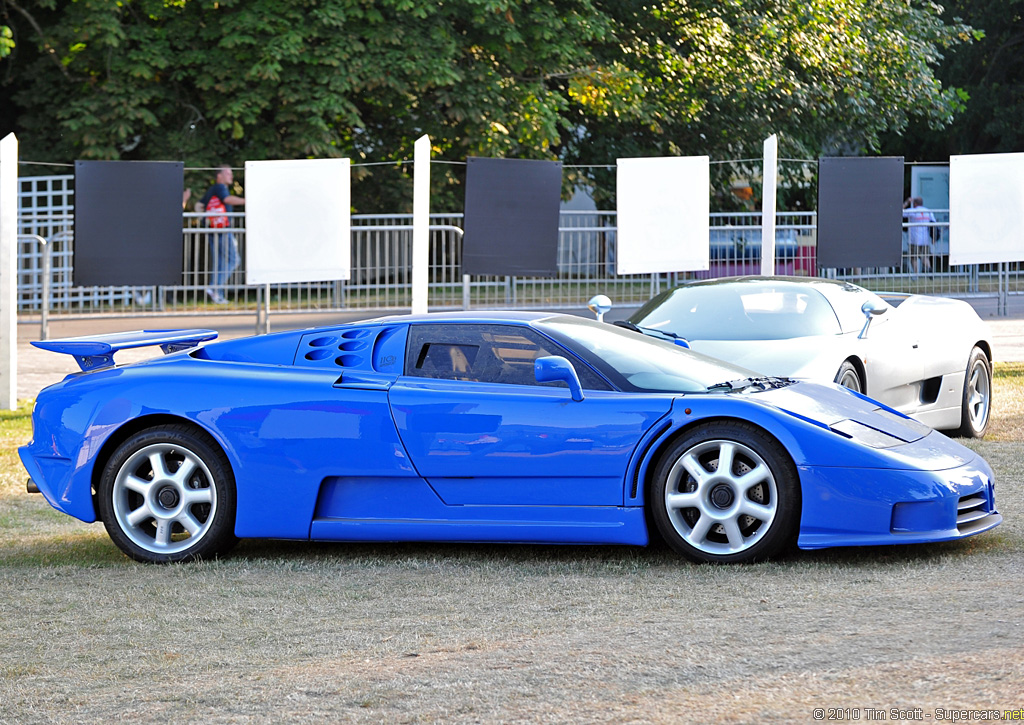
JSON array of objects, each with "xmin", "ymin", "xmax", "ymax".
[{"xmin": 797, "ymin": 455, "xmax": 1000, "ymax": 550}]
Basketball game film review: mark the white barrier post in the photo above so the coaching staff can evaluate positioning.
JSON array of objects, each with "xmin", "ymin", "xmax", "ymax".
[
  {"xmin": 0, "ymin": 133, "xmax": 18, "ymax": 410},
  {"xmin": 761, "ymin": 134, "xmax": 778, "ymax": 276},
  {"xmin": 411, "ymin": 135, "xmax": 430, "ymax": 315}
]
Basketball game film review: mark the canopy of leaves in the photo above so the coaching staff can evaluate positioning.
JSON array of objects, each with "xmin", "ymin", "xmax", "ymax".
[
  {"xmin": 1, "ymin": 0, "xmax": 969, "ymax": 211},
  {"xmin": 880, "ymin": 0, "xmax": 1024, "ymax": 162}
]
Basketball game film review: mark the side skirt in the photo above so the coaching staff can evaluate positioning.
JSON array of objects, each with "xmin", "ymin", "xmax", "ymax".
[{"xmin": 309, "ymin": 506, "xmax": 649, "ymax": 545}]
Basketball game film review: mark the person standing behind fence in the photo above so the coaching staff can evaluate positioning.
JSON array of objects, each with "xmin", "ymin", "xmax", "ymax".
[
  {"xmin": 196, "ymin": 165, "xmax": 245, "ymax": 303},
  {"xmin": 903, "ymin": 196, "xmax": 936, "ymax": 278}
]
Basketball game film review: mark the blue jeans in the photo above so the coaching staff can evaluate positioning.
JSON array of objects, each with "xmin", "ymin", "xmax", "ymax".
[{"xmin": 210, "ymin": 231, "xmax": 239, "ymax": 292}]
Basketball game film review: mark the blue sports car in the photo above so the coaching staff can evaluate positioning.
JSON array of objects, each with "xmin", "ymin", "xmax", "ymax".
[{"xmin": 20, "ymin": 312, "xmax": 1001, "ymax": 565}]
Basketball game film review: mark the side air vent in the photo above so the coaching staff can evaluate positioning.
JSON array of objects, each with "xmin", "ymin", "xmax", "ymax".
[{"xmin": 297, "ymin": 328, "xmax": 374, "ymax": 370}]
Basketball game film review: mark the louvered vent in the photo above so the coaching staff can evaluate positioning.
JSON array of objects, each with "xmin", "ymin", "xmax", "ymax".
[{"xmin": 956, "ymin": 489, "xmax": 997, "ymax": 535}]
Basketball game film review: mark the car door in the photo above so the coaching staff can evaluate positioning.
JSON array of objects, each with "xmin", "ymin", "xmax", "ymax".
[{"xmin": 388, "ymin": 322, "xmax": 673, "ymax": 507}]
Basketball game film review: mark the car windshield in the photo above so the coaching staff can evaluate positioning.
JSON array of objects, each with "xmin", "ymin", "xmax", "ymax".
[
  {"xmin": 537, "ymin": 316, "xmax": 761, "ymax": 393},
  {"xmin": 630, "ymin": 281, "xmax": 843, "ymax": 341}
]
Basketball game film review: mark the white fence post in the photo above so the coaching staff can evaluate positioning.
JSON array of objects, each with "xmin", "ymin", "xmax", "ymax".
[
  {"xmin": 411, "ymin": 135, "xmax": 430, "ymax": 315},
  {"xmin": 1, "ymin": 133, "xmax": 18, "ymax": 410},
  {"xmin": 760, "ymin": 134, "xmax": 778, "ymax": 276}
]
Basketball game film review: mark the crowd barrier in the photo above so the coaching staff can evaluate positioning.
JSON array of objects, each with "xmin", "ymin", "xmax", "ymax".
[{"xmin": 14, "ymin": 175, "xmax": 1022, "ymax": 321}]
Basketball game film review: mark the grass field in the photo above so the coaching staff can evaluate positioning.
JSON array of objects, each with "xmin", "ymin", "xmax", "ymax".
[{"xmin": 2, "ymin": 368, "xmax": 1023, "ymax": 723}]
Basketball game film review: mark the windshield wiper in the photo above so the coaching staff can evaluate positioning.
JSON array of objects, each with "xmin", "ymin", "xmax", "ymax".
[
  {"xmin": 708, "ymin": 376, "xmax": 793, "ymax": 393},
  {"xmin": 613, "ymin": 320, "xmax": 689, "ymax": 346},
  {"xmin": 612, "ymin": 319, "xmax": 643, "ymax": 333}
]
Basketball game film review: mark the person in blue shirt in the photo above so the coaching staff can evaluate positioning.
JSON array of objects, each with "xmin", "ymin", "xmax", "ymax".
[{"xmin": 196, "ymin": 165, "xmax": 246, "ymax": 303}]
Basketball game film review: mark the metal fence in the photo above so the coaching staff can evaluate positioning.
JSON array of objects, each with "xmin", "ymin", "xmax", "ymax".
[{"xmin": 14, "ymin": 174, "xmax": 1024, "ymax": 320}]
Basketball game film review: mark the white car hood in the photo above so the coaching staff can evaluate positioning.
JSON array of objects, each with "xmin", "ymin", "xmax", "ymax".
[{"xmin": 687, "ymin": 336, "xmax": 849, "ymax": 381}]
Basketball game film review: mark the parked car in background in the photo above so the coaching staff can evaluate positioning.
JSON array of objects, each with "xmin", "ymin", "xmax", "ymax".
[
  {"xmin": 21, "ymin": 312, "xmax": 1000, "ymax": 565},
  {"xmin": 607, "ymin": 276, "xmax": 992, "ymax": 437}
]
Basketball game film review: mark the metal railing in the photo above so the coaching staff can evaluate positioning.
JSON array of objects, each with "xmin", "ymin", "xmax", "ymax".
[{"xmin": 14, "ymin": 207, "xmax": 1023, "ymax": 321}]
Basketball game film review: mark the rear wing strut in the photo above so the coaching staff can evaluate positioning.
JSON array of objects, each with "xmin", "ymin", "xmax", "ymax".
[{"xmin": 32, "ymin": 329, "xmax": 218, "ymax": 372}]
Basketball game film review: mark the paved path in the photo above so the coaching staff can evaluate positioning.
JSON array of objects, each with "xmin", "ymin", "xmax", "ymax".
[{"xmin": 13, "ymin": 299, "xmax": 1024, "ymax": 402}]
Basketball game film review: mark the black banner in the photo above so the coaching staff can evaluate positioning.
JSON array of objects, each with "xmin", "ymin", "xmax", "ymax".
[
  {"xmin": 462, "ymin": 157, "xmax": 562, "ymax": 277},
  {"xmin": 74, "ymin": 160, "xmax": 185, "ymax": 286},
  {"xmin": 817, "ymin": 157, "xmax": 904, "ymax": 269}
]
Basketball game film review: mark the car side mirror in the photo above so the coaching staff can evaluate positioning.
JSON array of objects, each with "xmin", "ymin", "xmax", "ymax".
[
  {"xmin": 858, "ymin": 299, "xmax": 888, "ymax": 339},
  {"xmin": 587, "ymin": 294, "xmax": 612, "ymax": 322},
  {"xmin": 534, "ymin": 356, "xmax": 584, "ymax": 401}
]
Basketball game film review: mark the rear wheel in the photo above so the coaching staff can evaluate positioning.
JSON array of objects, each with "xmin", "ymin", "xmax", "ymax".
[
  {"xmin": 650, "ymin": 422, "xmax": 800, "ymax": 564},
  {"xmin": 97, "ymin": 425, "xmax": 237, "ymax": 563},
  {"xmin": 834, "ymin": 361, "xmax": 862, "ymax": 393},
  {"xmin": 954, "ymin": 347, "xmax": 992, "ymax": 438}
]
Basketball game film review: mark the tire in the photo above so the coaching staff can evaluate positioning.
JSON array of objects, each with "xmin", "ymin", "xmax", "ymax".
[
  {"xmin": 834, "ymin": 361, "xmax": 862, "ymax": 393},
  {"xmin": 97, "ymin": 425, "xmax": 237, "ymax": 563},
  {"xmin": 650, "ymin": 421, "xmax": 800, "ymax": 564},
  {"xmin": 954, "ymin": 347, "xmax": 992, "ymax": 438}
]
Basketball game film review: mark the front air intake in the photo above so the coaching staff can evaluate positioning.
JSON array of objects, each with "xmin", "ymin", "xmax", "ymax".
[{"xmin": 956, "ymin": 491, "xmax": 997, "ymax": 535}]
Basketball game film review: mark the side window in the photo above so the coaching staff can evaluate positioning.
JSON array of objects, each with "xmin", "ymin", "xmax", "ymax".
[{"xmin": 405, "ymin": 324, "xmax": 610, "ymax": 390}]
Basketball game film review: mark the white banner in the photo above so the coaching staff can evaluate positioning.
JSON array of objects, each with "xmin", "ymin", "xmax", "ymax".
[
  {"xmin": 245, "ymin": 158, "xmax": 351, "ymax": 284},
  {"xmin": 615, "ymin": 156, "xmax": 710, "ymax": 275},
  {"xmin": 950, "ymin": 152, "xmax": 1024, "ymax": 265}
]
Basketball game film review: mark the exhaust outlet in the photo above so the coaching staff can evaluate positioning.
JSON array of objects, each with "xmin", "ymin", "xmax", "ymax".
[{"xmin": 26, "ymin": 479, "xmax": 40, "ymax": 494}]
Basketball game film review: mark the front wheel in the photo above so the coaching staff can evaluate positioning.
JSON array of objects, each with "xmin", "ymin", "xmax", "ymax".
[
  {"xmin": 97, "ymin": 425, "xmax": 237, "ymax": 563},
  {"xmin": 954, "ymin": 347, "xmax": 992, "ymax": 438},
  {"xmin": 834, "ymin": 360, "xmax": 863, "ymax": 393},
  {"xmin": 650, "ymin": 422, "xmax": 800, "ymax": 564}
]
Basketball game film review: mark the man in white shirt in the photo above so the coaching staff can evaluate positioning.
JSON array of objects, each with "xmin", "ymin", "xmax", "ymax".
[{"xmin": 903, "ymin": 196, "xmax": 936, "ymax": 276}]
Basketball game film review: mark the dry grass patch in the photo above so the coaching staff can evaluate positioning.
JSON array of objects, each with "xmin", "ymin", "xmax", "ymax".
[{"xmin": 988, "ymin": 361, "xmax": 1024, "ymax": 440}]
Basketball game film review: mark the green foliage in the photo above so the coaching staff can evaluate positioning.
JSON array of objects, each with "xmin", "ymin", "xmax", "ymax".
[
  {"xmin": 1, "ymin": 0, "xmax": 969, "ymax": 210},
  {"xmin": 0, "ymin": 26, "xmax": 13, "ymax": 58},
  {"xmin": 880, "ymin": 0, "xmax": 1024, "ymax": 160}
]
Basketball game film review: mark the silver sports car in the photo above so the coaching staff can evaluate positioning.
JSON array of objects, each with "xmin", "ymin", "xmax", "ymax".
[{"xmin": 600, "ymin": 276, "xmax": 993, "ymax": 437}]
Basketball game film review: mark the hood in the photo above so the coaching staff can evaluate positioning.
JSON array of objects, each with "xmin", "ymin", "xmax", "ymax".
[
  {"xmin": 755, "ymin": 381, "xmax": 931, "ymax": 445},
  {"xmin": 687, "ymin": 337, "xmax": 847, "ymax": 380}
]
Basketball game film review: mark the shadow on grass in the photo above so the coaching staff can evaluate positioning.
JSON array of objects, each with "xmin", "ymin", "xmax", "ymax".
[
  {"xmin": 225, "ymin": 530, "xmax": 1015, "ymax": 573},
  {"xmin": 0, "ymin": 530, "xmax": 128, "ymax": 568},
  {"xmin": 1, "ymin": 527, "xmax": 1013, "ymax": 572}
]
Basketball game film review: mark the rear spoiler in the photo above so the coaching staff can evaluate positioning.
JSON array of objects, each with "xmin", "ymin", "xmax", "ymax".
[{"xmin": 32, "ymin": 329, "xmax": 218, "ymax": 372}]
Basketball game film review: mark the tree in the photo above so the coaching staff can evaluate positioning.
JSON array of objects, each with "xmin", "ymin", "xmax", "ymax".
[
  {"xmin": 1, "ymin": 0, "xmax": 970, "ymax": 211},
  {"xmin": 563, "ymin": 0, "xmax": 972, "ymax": 207},
  {"xmin": 880, "ymin": 0, "xmax": 1023, "ymax": 161}
]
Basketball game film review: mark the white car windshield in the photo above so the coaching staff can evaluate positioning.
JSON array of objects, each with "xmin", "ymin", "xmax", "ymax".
[
  {"xmin": 537, "ymin": 316, "xmax": 762, "ymax": 393},
  {"xmin": 631, "ymin": 281, "xmax": 844, "ymax": 341}
]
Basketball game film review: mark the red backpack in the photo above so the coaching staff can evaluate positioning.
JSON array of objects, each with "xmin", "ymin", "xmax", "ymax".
[{"xmin": 205, "ymin": 194, "xmax": 230, "ymax": 228}]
